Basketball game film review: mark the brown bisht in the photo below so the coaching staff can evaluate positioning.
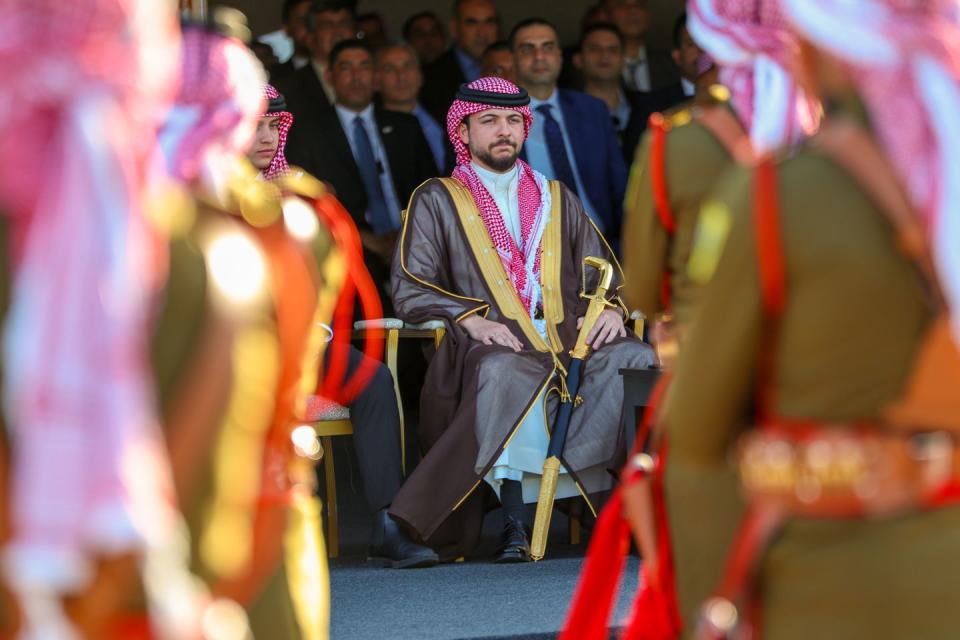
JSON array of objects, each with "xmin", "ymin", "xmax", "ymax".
[{"xmin": 388, "ymin": 177, "xmax": 655, "ymax": 558}]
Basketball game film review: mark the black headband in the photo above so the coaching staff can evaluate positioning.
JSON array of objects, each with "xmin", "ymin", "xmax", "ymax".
[
  {"xmin": 455, "ymin": 83, "xmax": 530, "ymax": 107},
  {"xmin": 267, "ymin": 94, "xmax": 288, "ymax": 113}
]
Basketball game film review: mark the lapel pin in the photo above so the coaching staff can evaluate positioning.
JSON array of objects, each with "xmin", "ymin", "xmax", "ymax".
[{"xmin": 381, "ymin": 125, "xmax": 394, "ymax": 135}]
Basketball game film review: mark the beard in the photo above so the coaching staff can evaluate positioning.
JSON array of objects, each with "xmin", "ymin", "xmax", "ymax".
[{"xmin": 471, "ymin": 139, "xmax": 519, "ymax": 172}]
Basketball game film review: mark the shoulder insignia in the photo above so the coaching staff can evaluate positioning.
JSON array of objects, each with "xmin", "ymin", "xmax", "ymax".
[{"xmin": 706, "ymin": 84, "xmax": 731, "ymax": 104}]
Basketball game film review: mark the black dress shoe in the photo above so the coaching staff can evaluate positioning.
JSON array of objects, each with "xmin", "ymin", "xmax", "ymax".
[
  {"xmin": 368, "ymin": 509, "xmax": 439, "ymax": 569},
  {"xmin": 494, "ymin": 516, "xmax": 531, "ymax": 563}
]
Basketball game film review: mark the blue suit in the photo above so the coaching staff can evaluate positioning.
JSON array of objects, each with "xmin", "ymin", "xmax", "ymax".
[{"xmin": 522, "ymin": 89, "xmax": 628, "ymax": 243}]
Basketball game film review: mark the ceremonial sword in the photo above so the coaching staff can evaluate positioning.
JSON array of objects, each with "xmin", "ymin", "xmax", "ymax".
[{"xmin": 531, "ymin": 256, "xmax": 616, "ymax": 561}]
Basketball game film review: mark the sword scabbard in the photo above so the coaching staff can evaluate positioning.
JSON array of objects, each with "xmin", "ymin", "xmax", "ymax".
[{"xmin": 530, "ymin": 456, "xmax": 563, "ymax": 561}]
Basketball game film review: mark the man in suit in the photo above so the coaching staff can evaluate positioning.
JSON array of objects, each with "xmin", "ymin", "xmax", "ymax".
[
  {"xmin": 574, "ymin": 23, "xmax": 639, "ymax": 151},
  {"xmin": 480, "ymin": 41, "xmax": 515, "ymax": 83},
  {"xmin": 285, "ymin": 40, "xmax": 438, "ymax": 310},
  {"xmin": 376, "ymin": 43, "xmax": 450, "ymax": 174},
  {"xmin": 274, "ymin": 0, "xmax": 357, "ymax": 120},
  {"xmin": 620, "ymin": 12, "xmax": 707, "ymax": 163},
  {"xmin": 511, "ymin": 18, "xmax": 628, "ymax": 243},
  {"xmin": 602, "ymin": 0, "xmax": 678, "ymax": 93},
  {"xmin": 402, "ymin": 11, "xmax": 447, "ymax": 66},
  {"xmin": 269, "ymin": 0, "xmax": 313, "ymax": 81},
  {"xmin": 419, "ymin": 0, "xmax": 499, "ymax": 124}
]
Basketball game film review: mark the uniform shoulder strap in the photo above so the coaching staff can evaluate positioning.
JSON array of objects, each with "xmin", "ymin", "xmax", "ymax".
[
  {"xmin": 753, "ymin": 159, "xmax": 787, "ymax": 321},
  {"xmin": 648, "ymin": 113, "xmax": 677, "ymax": 235},
  {"xmin": 695, "ymin": 104, "xmax": 756, "ymax": 166}
]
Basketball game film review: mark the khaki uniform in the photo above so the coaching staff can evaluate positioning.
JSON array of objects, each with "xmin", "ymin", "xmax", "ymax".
[
  {"xmin": 621, "ymin": 90, "xmax": 748, "ymax": 328},
  {"xmin": 154, "ymin": 174, "xmax": 339, "ymax": 640},
  {"xmin": 662, "ymin": 139, "xmax": 960, "ymax": 638},
  {"xmin": 0, "ymin": 174, "xmax": 343, "ymax": 640}
]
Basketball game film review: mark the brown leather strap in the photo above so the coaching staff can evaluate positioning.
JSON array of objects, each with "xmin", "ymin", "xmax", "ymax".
[{"xmin": 695, "ymin": 105, "xmax": 756, "ymax": 166}]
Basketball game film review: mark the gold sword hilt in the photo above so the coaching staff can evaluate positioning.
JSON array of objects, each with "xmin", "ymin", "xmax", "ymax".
[{"xmin": 571, "ymin": 257, "xmax": 615, "ymax": 360}]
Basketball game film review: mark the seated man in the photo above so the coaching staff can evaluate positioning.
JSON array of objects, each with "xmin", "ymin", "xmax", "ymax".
[
  {"xmin": 389, "ymin": 78, "xmax": 655, "ymax": 562},
  {"xmin": 247, "ymin": 85, "xmax": 438, "ymax": 569}
]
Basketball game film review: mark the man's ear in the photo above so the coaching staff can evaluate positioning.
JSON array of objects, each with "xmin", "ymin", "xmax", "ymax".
[
  {"xmin": 573, "ymin": 52, "xmax": 583, "ymax": 70},
  {"xmin": 373, "ymin": 68, "xmax": 382, "ymax": 92},
  {"xmin": 449, "ymin": 18, "xmax": 459, "ymax": 42},
  {"xmin": 325, "ymin": 66, "xmax": 335, "ymax": 86},
  {"xmin": 457, "ymin": 121, "xmax": 469, "ymax": 146},
  {"xmin": 671, "ymin": 49, "xmax": 681, "ymax": 68}
]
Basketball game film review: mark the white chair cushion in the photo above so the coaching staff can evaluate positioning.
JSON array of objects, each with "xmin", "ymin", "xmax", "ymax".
[
  {"xmin": 303, "ymin": 395, "xmax": 350, "ymax": 421},
  {"xmin": 404, "ymin": 320, "xmax": 445, "ymax": 330},
  {"xmin": 353, "ymin": 318, "xmax": 404, "ymax": 330}
]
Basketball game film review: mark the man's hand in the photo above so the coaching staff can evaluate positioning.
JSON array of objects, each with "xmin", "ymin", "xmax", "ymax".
[
  {"xmin": 460, "ymin": 315, "xmax": 524, "ymax": 352},
  {"xmin": 577, "ymin": 308, "xmax": 627, "ymax": 348}
]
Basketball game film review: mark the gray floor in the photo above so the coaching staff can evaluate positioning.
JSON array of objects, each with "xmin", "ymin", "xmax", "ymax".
[
  {"xmin": 325, "ymin": 437, "xmax": 641, "ymax": 640},
  {"xmin": 330, "ymin": 553, "xmax": 640, "ymax": 640}
]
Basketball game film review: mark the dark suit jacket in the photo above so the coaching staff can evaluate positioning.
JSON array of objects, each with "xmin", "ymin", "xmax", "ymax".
[
  {"xmin": 419, "ymin": 48, "xmax": 467, "ymax": 125},
  {"xmin": 286, "ymin": 106, "xmax": 439, "ymax": 312},
  {"xmin": 269, "ymin": 59, "xmax": 297, "ymax": 82},
  {"xmin": 645, "ymin": 48, "xmax": 681, "ymax": 92},
  {"xmin": 274, "ymin": 64, "xmax": 331, "ymax": 122},
  {"xmin": 621, "ymin": 82, "xmax": 690, "ymax": 164},
  {"xmin": 285, "ymin": 106, "xmax": 439, "ymax": 231},
  {"xmin": 522, "ymin": 89, "xmax": 628, "ymax": 243}
]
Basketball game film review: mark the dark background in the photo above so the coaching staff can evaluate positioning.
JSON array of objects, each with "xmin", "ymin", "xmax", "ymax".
[{"xmin": 229, "ymin": 0, "xmax": 683, "ymax": 50}]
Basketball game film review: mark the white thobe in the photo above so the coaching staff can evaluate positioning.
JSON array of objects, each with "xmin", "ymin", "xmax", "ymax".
[{"xmin": 471, "ymin": 163, "xmax": 607, "ymax": 503}]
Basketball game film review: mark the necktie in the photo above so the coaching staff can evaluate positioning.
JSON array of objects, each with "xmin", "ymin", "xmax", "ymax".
[
  {"xmin": 535, "ymin": 104, "xmax": 579, "ymax": 197},
  {"xmin": 352, "ymin": 115, "xmax": 394, "ymax": 234}
]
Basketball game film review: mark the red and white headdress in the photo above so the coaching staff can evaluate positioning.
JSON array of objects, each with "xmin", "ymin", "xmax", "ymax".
[
  {"xmin": 784, "ymin": 0, "xmax": 960, "ymax": 341},
  {"xmin": 446, "ymin": 76, "xmax": 534, "ymax": 167},
  {"xmin": 687, "ymin": 0, "xmax": 820, "ymax": 152},
  {"xmin": 0, "ymin": 0, "xmax": 180, "ymax": 613},
  {"xmin": 160, "ymin": 23, "xmax": 265, "ymax": 186},
  {"xmin": 261, "ymin": 84, "xmax": 294, "ymax": 180},
  {"xmin": 445, "ymin": 78, "xmax": 551, "ymax": 319}
]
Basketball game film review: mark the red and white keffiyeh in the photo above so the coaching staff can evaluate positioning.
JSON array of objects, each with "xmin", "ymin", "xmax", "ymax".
[
  {"xmin": 687, "ymin": 0, "xmax": 821, "ymax": 152},
  {"xmin": 0, "ymin": 0, "xmax": 180, "ymax": 599},
  {"xmin": 261, "ymin": 84, "xmax": 294, "ymax": 180},
  {"xmin": 160, "ymin": 25, "xmax": 265, "ymax": 187},
  {"xmin": 784, "ymin": 0, "xmax": 960, "ymax": 343},
  {"xmin": 446, "ymin": 77, "xmax": 551, "ymax": 316}
]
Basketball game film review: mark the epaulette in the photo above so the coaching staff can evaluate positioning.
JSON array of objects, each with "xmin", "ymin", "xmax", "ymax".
[
  {"xmin": 702, "ymin": 84, "xmax": 731, "ymax": 106},
  {"xmin": 649, "ymin": 102, "xmax": 694, "ymax": 131},
  {"xmin": 277, "ymin": 169, "xmax": 327, "ymax": 200}
]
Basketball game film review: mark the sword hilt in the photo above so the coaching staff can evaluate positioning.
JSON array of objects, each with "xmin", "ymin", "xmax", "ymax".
[
  {"xmin": 530, "ymin": 456, "xmax": 562, "ymax": 561},
  {"xmin": 572, "ymin": 257, "xmax": 615, "ymax": 360}
]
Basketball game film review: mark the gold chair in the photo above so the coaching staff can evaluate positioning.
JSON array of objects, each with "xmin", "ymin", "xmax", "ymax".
[
  {"xmin": 311, "ymin": 311, "xmax": 641, "ymax": 556},
  {"xmin": 311, "ymin": 318, "xmax": 445, "ymax": 558}
]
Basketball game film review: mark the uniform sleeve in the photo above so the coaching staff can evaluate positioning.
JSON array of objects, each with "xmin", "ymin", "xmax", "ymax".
[
  {"xmin": 390, "ymin": 182, "xmax": 489, "ymax": 325},
  {"xmin": 620, "ymin": 131, "xmax": 670, "ymax": 318},
  {"xmin": 660, "ymin": 166, "xmax": 762, "ymax": 625}
]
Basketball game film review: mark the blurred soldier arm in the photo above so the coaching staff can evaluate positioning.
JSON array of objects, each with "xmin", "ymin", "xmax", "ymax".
[
  {"xmin": 621, "ymin": 132, "xmax": 670, "ymax": 319},
  {"xmin": 660, "ymin": 166, "xmax": 759, "ymax": 626}
]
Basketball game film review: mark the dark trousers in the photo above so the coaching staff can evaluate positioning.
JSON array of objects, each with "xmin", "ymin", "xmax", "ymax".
[{"xmin": 323, "ymin": 345, "xmax": 404, "ymax": 511}]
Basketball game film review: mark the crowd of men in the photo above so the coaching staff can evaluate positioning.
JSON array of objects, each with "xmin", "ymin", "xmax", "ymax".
[
  {"xmin": 3, "ymin": 0, "xmax": 960, "ymax": 637},
  {"xmin": 257, "ymin": 1, "xmax": 960, "ymax": 639},
  {"xmin": 253, "ymin": 0, "xmax": 698, "ymax": 296}
]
